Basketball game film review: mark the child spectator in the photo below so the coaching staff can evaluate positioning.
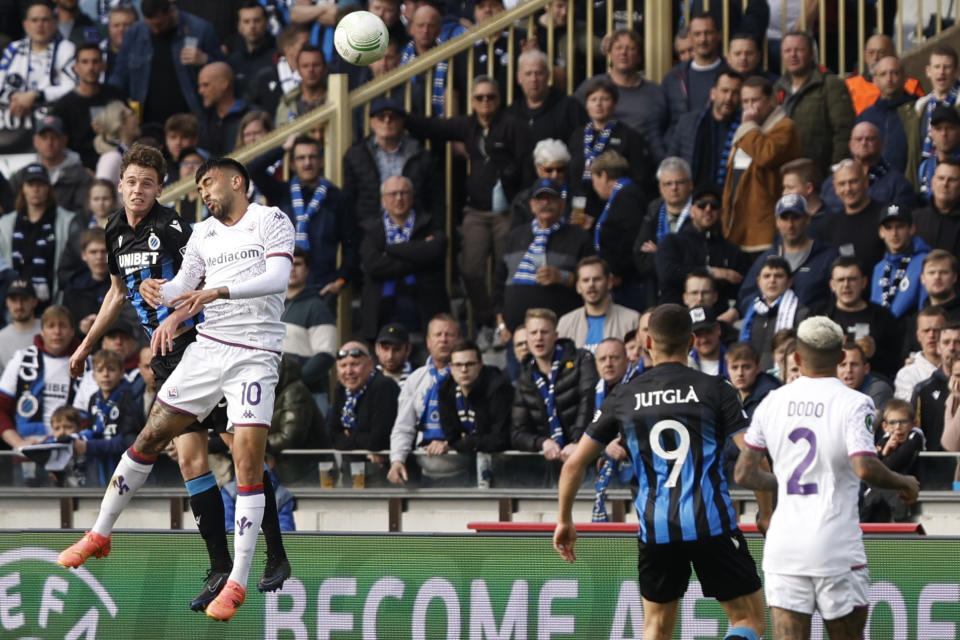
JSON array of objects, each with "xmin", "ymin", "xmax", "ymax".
[
  {"xmin": 75, "ymin": 349, "xmax": 144, "ymax": 486},
  {"xmin": 767, "ymin": 329, "xmax": 796, "ymax": 381},
  {"xmin": 45, "ymin": 406, "xmax": 85, "ymax": 487},
  {"xmin": 860, "ymin": 399, "xmax": 925, "ymax": 522},
  {"xmin": 724, "ymin": 342, "xmax": 781, "ymax": 480},
  {"xmin": 778, "ymin": 338, "xmax": 802, "ymax": 384}
]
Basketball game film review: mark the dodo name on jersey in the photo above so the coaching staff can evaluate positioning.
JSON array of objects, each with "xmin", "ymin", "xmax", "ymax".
[
  {"xmin": 787, "ymin": 401, "xmax": 824, "ymax": 417},
  {"xmin": 633, "ymin": 386, "xmax": 700, "ymax": 409}
]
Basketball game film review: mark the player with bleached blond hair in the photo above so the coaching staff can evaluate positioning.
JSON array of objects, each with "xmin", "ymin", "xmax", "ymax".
[{"xmin": 735, "ymin": 316, "xmax": 920, "ymax": 640}]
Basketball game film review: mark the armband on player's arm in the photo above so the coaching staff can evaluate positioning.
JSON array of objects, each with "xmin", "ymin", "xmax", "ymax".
[{"xmin": 222, "ymin": 254, "xmax": 292, "ymax": 300}]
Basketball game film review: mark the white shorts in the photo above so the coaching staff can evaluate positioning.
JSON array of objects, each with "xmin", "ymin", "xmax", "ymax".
[
  {"xmin": 765, "ymin": 567, "xmax": 870, "ymax": 621},
  {"xmin": 156, "ymin": 336, "xmax": 280, "ymax": 431}
]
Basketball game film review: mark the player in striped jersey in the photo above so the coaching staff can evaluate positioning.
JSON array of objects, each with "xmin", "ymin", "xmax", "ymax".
[
  {"xmin": 735, "ymin": 317, "xmax": 919, "ymax": 639},
  {"xmin": 554, "ymin": 304, "xmax": 767, "ymax": 640}
]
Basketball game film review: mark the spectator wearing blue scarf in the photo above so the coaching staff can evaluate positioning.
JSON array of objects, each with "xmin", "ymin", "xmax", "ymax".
[
  {"xmin": 917, "ymin": 106, "xmax": 960, "ymax": 200},
  {"xmin": 871, "ymin": 206, "xmax": 930, "ymax": 319},
  {"xmin": 511, "ymin": 307, "xmax": 597, "ymax": 461},
  {"xmin": 633, "ymin": 157, "xmax": 693, "ymax": 294},
  {"xmin": 328, "ymin": 341, "xmax": 399, "ymax": 452}
]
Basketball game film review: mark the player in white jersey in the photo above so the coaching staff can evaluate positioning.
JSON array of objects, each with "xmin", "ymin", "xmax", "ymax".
[
  {"xmin": 735, "ymin": 316, "xmax": 919, "ymax": 640},
  {"xmin": 58, "ymin": 158, "xmax": 295, "ymax": 622}
]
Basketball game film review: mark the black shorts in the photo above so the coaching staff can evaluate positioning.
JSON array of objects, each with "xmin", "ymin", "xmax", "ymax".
[
  {"xmin": 636, "ymin": 530, "xmax": 761, "ymax": 603},
  {"xmin": 150, "ymin": 329, "xmax": 228, "ymax": 434}
]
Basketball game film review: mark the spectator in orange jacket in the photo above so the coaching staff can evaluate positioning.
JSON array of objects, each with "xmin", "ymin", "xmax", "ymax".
[{"xmin": 845, "ymin": 35, "xmax": 924, "ymax": 115}]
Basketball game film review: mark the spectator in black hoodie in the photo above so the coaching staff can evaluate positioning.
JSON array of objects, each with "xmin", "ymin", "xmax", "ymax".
[{"xmin": 61, "ymin": 229, "xmax": 109, "ymax": 337}]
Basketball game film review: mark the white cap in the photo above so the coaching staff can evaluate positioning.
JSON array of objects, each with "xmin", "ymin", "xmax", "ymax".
[{"xmin": 797, "ymin": 316, "xmax": 844, "ymax": 351}]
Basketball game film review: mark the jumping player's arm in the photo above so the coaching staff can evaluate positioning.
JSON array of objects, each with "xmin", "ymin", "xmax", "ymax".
[
  {"xmin": 554, "ymin": 403, "xmax": 617, "ymax": 563},
  {"xmin": 846, "ymin": 399, "xmax": 920, "ymax": 503},
  {"xmin": 69, "ymin": 274, "xmax": 129, "ymax": 378},
  {"xmin": 731, "ymin": 390, "xmax": 777, "ymax": 531}
]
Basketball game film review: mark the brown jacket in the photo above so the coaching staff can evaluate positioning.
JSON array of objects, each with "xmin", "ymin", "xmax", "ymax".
[{"xmin": 721, "ymin": 107, "xmax": 803, "ymax": 252}]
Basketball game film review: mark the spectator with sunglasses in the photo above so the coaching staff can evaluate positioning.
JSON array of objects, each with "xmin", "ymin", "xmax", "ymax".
[
  {"xmin": 655, "ymin": 184, "xmax": 750, "ymax": 306},
  {"xmin": 329, "ymin": 341, "xmax": 400, "ymax": 455},
  {"xmin": 508, "ymin": 138, "xmax": 571, "ymax": 230}
]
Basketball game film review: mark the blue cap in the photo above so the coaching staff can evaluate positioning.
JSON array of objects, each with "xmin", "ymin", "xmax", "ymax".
[
  {"xmin": 775, "ymin": 193, "xmax": 808, "ymax": 217},
  {"xmin": 369, "ymin": 97, "xmax": 407, "ymax": 119},
  {"xmin": 531, "ymin": 178, "xmax": 563, "ymax": 198},
  {"xmin": 20, "ymin": 163, "xmax": 50, "ymax": 184}
]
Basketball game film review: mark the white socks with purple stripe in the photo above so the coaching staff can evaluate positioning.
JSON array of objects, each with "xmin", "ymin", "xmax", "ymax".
[
  {"xmin": 228, "ymin": 486, "xmax": 265, "ymax": 587},
  {"xmin": 91, "ymin": 448, "xmax": 155, "ymax": 537}
]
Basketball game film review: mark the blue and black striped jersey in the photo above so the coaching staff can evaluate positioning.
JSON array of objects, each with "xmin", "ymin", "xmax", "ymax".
[
  {"xmin": 586, "ymin": 361, "xmax": 748, "ymax": 544},
  {"xmin": 105, "ymin": 203, "xmax": 202, "ymax": 338}
]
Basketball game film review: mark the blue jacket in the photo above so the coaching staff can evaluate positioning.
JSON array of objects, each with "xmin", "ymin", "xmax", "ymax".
[
  {"xmin": 107, "ymin": 10, "xmax": 221, "ymax": 115},
  {"xmin": 222, "ymin": 470, "xmax": 296, "ymax": 532},
  {"xmin": 820, "ymin": 162, "xmax": 915, "ymax": 212},
  {"xmin": 857, "ymin": 94, "xmax": 917, "ymax": 173},
  {"xmin": 738, "ymin": 239, "xmax": 839, "ymax": 315},
  {"xmin": 870, "ymin": 235, "xmax": 930, "ymax": 318}
]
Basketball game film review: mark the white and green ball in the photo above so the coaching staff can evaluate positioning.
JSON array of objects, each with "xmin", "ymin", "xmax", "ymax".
[{"xmin": 334, "ymin": 11, "xmax": 389, "ymax": 66}]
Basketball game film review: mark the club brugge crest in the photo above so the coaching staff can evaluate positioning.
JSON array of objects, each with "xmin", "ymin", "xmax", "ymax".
[
  {"xmin": 16, "ymin": 392, "xmax": 38, "ymax": 418},
  {"xmin": 110, "ymin": 406, "xmax": 120, "ymax": 420},
  {"xmin": 148, "ymin": 232, "xmax": 160, "ymax": 251}
]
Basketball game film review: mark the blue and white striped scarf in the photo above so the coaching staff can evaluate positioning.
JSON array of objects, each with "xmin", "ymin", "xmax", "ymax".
[
  {"xmin": 739, "ymin": 289, "xmax": 799, "ymax": 343},
  {"xmin": 512, "ymin": 219, "xmax": 562, "ymax": 285},
  {"xmin": 381, "ymin": 210, "xmax": 417, "ymax": 296},
  {"xmin": 594, "ymin": 177, "xmax": 631, "ymax": 252},
  {"xmin": 716, "ymin": 115, "xmax": 740, "ymax": 185},
  {"xmin": 655, "ymin": 199, "xmax": 692, "ymax": 242},
  {"xmin": 591, "ymin": 365, "xmax": 641, "ymax": 521},
  {"xmin": 289, "ymin": 177, "xmax": 329, "ymax": 250},
  {"xmin": 922, "ymin": 83, "xmax": 960, "ymax": 158},
  {"xmin": 400, "ymin": 39, "xmax": 449, "ymax": 117},
  {"xmin": 419, "ymin": 357, "xmax": 449, "ymax": 441},
  {"xmin": 341, "ymin": 369, "xmax": 376, "ymax": 431},
  {"xmin": 531, "ymin": 344, "xmax": 565, "ymax": 445},
  {"xmin": 581, "ymin": 121, "xmax": 616, "ymax": 182},
  {"xmin": 689, "ymin": 343, "xmax": 728, "ymax": 379},
  {"xmin": 455, "ymin": 385, "xmax": 476, "ymax": 435}
]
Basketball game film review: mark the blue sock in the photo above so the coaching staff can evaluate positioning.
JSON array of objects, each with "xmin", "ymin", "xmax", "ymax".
[
  {"xmin": 725, "ymin": 627, "xmax": 759, "ymax": 640},
  {"xmin": 953, "ymin": 481, "xmax": 960, "ymax": 491}
]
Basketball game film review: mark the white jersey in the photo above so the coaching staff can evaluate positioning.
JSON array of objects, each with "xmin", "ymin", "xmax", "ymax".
[
  {"xmin": 177, "ymin": 203, "xmax": 295, "ymax": 353},
  {"xmin": 744, "ymin": 376, "xmax": 878, "ymax": 576}
]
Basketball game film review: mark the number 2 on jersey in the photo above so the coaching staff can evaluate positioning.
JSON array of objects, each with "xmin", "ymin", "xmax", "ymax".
[
  {"xmin": 787, "ymin": 427, "xmax": 818, "ymax": 495},
  {"xmin": 649, "ymin": 420, "xmax": 690, "ymax": 488}
]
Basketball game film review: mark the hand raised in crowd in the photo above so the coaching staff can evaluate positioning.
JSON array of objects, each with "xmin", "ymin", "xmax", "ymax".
[{"xmin": 179, "ymin": 45, "xmax": 208, "ymax": 66}]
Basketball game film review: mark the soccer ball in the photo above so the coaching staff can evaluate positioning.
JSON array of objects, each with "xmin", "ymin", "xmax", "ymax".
[{"xmin": 334, "ymin": 11, "xmax": 389, "ymax": 66}]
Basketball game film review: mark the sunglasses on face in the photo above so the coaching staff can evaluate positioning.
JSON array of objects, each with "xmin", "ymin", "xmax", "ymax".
[
  {"xmin": 473, "ymin": 93, "xmax": 498, "ymax": 102},
  {"xmin": 694, "ymin": 199, "xmax": 720, "ymax": 209},
  {"xmin": 337, "ymin": 348, "xmax": 369, "ymax": 360}
]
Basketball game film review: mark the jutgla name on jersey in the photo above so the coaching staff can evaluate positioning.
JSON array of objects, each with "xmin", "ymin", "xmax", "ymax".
[
  {"xmin": 634, "ymin": 386, "xmax": 700, "ymax": 409},
  {"xmin": 117, "ymin": 251, "xmax": 159, "ymax": 271}
]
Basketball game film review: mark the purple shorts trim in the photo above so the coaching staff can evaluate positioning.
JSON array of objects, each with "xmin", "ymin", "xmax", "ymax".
[
  {"xmin": 267, "ymin": 252, "xmax": 293, "ymax": 261},
  {"xmin": 744, "ymin": 442, "xmax": 766, "ymax": 451},
  {"xmin": 849, "ymin": 451, "xmax": 879, "ymax": 458},
  {"xmin": 157, "ymin": 398, "xmax": 198, "ymax": 418},
  {"xmin": 231, "ymin": 422, "xmax": 270, "ymax": 429}
]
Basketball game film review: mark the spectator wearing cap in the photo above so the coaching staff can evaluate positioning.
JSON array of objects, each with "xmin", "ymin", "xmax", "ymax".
[
  {"xmin": 406, "ymin": 76, "xmax": 533, "ymax": 346},
  {"xmin": 359, "ymin": 175, "xmax": 449, "ymax": 343},
  {"xmin": 824, "ymin": 256, "xmax": 902, "ymax": 379},
  {"xmin": 282, "ymin": 247, "xmax": 337, "ymax": 396},
  {"xmin": 557, "ymin": 256, "xmax": 639, "ymax": 353},
  {"xmin": 917, "ymin": 105, "xmax": 960, "ymax": 198},
  {"xmin": 738, "ymin": 255, "xmax": 811, "ymax": 370},
  {"xmin": 0, "ymin": 1, "xmax": 77, "ymax": 132},
  {"xmin": 375, "ymin": 322, "xmax": 414, "ymax": 385},
  {"xmin": 329, "ymin": 340, "xmax": 400, "ymax": 453},
  {"xmin": 0, "ymin": 164, "xmax": 75, "ymax": 305},
  {"xmin": 820, "ymin": 121, "xmax": 916, "ymax": 212},
  {"xmin": 655, "ymin": 183, "xmax": 749, "ymax": 305},
  {"xmin": 682, "ymin": 267, "xmax": 739, "ymax": 333},
  {"xmin": 736, "ymin": 193, "xmax": 838, "ymax": 314},
  {"xmin": 437, "ymin": 339, "xmax": 512, "ymax": 455},
  {"xmin": 913, "ymin": 158, "xmax": 960, "ymax": 256},
  {"xmin": 687, "ymin": 305, "xmax": 728, "ymax": 378},
  {"xmin": 511, "ymin": 49, "xmax": 588, "ymax": 145},
  {"xmin": 0, "ymin": 280, "xmax": 40, "ymax": 370},
  {"xmin": 0, "ymin": 305, "xmax": 80, "ymax": 451},
  {"xmin": 493, "ymin": 178, "xmax": 594, "ymax": 349},
  {"xmin": 588, "ymin": 150, "xmax": 649, "ymax": 306},
  {"xmin": 721, "ymin": 75, "xmax": 803, "ymax": 252},
  {"xmin": 343, "ymin": 97, "xmax": 437, "ymax": 230},
  {"xmin": 51, "ymin": 41, "xmax": 126, "ymax": 171},
  {"xmin": 871, "ymin": 205, "xmax": 930, "ymax": 319},
  {"xmin": 11, "ymin": 114, "xmax": 92, "ymax": 214},
  {"xmin": 821, "ymin": 159, "xmax": 888, "ymax": 272}
]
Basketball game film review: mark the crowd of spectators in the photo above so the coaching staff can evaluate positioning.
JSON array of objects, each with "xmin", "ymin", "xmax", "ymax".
[{"xmin": 1, "ymin": 0, "xmax": 960, "ymax": 503}]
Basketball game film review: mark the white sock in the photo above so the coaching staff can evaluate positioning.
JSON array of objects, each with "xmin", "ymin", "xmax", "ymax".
[
  {"xmin": 91, "ymin": 449, "xmax": 154, "ymax": 537},
  {"xmin": 228, "ymin": 491, "xmax": 265, "ymax": 588}
]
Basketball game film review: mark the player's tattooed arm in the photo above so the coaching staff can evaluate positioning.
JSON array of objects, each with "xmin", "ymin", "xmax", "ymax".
[{"xmin": 734, "ymin": 446, "xmax": 778, "ymax": 492}]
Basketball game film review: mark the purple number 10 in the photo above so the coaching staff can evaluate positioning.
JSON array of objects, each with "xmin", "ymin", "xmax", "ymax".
[
  {"xmin": 240, "ymin": 382, "xmax": 262, "ymax": 405},
  {"xmin": 786, "ymin": 428, "xmax": 818, "ymax": 495}
]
